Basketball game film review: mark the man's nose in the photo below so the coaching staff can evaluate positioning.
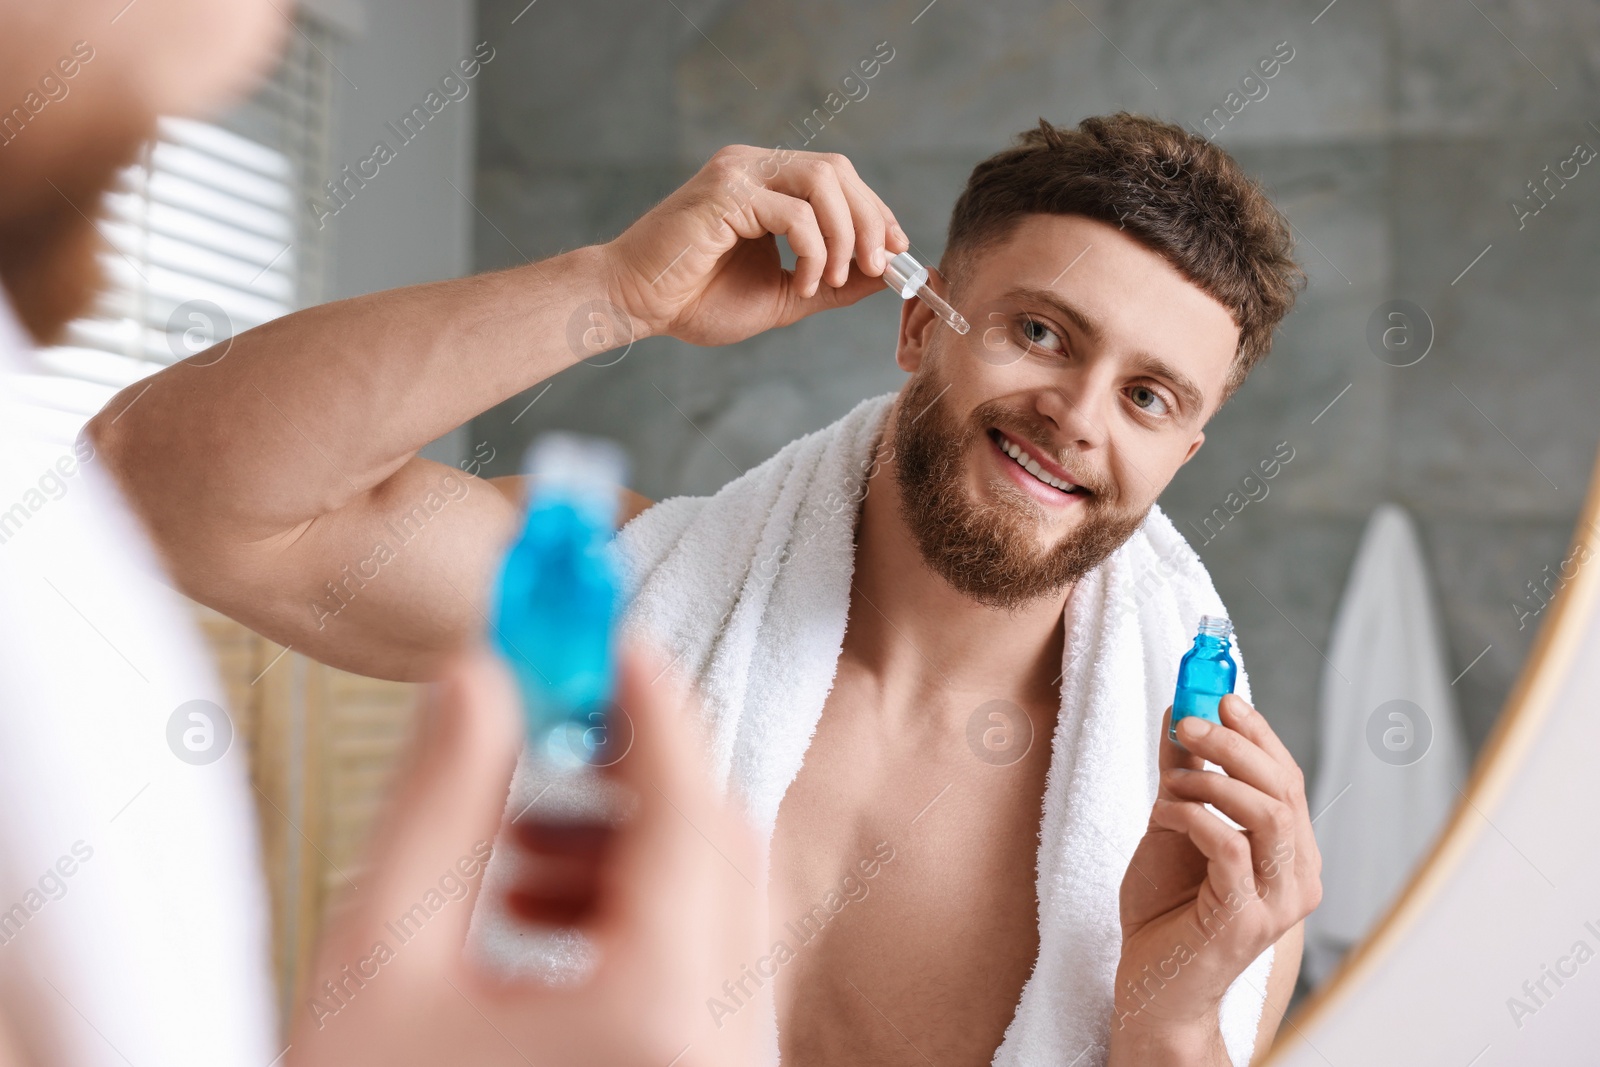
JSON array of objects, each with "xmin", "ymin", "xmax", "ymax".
[{"xmin": 1033, "ymin": 372, "xmax": 1111, "ymax": 454}]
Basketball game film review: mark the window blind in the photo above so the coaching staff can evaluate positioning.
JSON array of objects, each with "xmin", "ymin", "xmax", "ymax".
[{"xmin": 15, "ymin": 14, "xmax": 336, "ymax": 451}]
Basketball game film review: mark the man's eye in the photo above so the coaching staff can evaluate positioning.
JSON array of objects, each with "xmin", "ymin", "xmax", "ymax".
[
  {"xmin": 1019, "ymin": 317, "xmax": 1063, "ymax": 352},
  {"xmin": 1130, "ymin": 385, "xmax": 1171, "ymax": 416}
]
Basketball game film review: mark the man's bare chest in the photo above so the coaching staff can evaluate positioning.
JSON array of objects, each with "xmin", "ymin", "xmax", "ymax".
[{"xmin": 766, "ymin": 663, "xmax": 1058, "ymax": 1066}]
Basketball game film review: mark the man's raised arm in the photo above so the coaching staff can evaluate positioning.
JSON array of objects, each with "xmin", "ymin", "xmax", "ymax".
[{"xmin": 89, "ymin": 146, "xmax": 908, "ymax": 680}]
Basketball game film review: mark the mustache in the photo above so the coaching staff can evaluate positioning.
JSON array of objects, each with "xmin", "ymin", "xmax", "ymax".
[{"xmin": 974, "ymin": 404, "xmax": 1113, "ymax": 500}]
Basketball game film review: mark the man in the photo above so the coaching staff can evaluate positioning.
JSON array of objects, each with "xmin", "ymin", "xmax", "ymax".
[
  {"xmin": 94, "ymin": 117, "xmax": 1324, "ymax": 1065},
  {"xmin": 0, "ymin": 2, "xmax": 765, "ymax": 1066}
]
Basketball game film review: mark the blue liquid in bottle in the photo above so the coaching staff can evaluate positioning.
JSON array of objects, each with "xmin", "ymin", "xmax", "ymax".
[
  {"xmin": 1169, "ymin": 614, "xmax": 1237, "ymax": 746},
  {"xmin": 488, "ymin": 433, "xmax": 628, "ymax": 769}
]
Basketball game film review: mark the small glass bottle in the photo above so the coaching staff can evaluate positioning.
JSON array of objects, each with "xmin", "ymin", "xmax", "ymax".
[
  {"xmin": 1169, "ymin": 615, "xmax": 1237, "ymax": 746},
  {"xmin": 488, "ymin": 432, "xmax": 627, "ymax": 769}
]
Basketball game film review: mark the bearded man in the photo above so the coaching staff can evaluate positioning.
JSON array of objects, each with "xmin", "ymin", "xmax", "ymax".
[{"xmin": 94, "ymin": 113, "xmax": 1323, "ymax": 1067}]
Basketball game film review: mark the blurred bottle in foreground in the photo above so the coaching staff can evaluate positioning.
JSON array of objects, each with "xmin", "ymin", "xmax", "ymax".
[{"xmin": 489, "ymin": 432, "xmax": 628, "ymax": 770}]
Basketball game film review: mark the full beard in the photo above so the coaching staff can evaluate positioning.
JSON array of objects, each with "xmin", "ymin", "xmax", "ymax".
[
  {"xmin": 0, "ymin": 122, "xmax": 150, "ymax": 346},
  {"xmin": 0, "ymin": 196, "xmax": 107, "ymax": 346},
  {"xmin": 890, "ymin": 366, "xmax": 1151, "ymax": 611}
]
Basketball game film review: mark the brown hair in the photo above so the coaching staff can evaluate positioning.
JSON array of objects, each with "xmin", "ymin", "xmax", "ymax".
[{"xmin": 942, "ymin": 112, "xmax": 1306, "ymax": 404}]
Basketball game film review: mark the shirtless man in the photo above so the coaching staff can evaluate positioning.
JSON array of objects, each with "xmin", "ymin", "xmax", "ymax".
[{"xmin": 93, "ymin": 118, "xmax": 1322, "ymax": 1065}]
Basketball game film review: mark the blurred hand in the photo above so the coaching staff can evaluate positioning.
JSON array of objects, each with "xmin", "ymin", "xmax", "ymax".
[
  {"xmin": 286, "ymin": 642, "xmax": 768, "ymax": 1067},
  {"xmin": 603, "ymin": 145, "xmax": 911, "ymax": 346},
  {"xmin": 1111, "ymin": 695, "xmax": 1322, "ymax": 1041}
]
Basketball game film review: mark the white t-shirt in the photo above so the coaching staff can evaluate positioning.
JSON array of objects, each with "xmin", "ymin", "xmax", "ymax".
[{"xmin": 0, "ymin": 291, "xmax": 275, "ymax": 1065}]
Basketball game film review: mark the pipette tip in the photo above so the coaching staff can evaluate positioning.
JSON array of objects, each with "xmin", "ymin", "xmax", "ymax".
[{"xmin": 915, "ymin": 284, "xmax": 971, "ymax": 336}]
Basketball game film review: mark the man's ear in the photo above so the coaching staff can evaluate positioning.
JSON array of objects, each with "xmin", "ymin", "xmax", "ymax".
[
  {"xmin": 893, "ymin": 269, "xmax": 942, "ymax": 374},
  {"xmin": 1180, "ymin": 430, "xmax": 1206, "ymax": 465}
]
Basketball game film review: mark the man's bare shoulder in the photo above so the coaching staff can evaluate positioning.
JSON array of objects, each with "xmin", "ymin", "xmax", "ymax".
[{"xmin": 487, "ymin": 475, "xmax": 655, "ymax": 527}]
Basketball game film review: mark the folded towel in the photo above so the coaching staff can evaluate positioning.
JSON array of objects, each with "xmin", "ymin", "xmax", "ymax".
[{"xmin": 468, "ymin": 390, "xmax": 1275, "ymax": 1066}]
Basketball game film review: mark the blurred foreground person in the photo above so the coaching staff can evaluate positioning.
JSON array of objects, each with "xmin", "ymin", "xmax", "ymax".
[{"xmin": 0, "ymin": 2, "xmax": 764, "ymax": 1065}]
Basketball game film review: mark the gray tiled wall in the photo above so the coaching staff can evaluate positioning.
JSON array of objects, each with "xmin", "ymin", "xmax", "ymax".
[{"xmin": 469, "ymin": 0, "xmax": 1599, "ymax": 865}]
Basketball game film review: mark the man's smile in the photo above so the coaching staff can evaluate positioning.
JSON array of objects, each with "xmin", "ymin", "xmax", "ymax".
[{"xmin": 986, "ymin": 427, "xmax": 1090, "ymax": 508}]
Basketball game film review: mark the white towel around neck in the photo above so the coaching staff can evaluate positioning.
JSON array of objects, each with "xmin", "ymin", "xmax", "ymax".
[{"xmin": 468, "ymin": 390, "xmax": 1275, "ymax": 1066}]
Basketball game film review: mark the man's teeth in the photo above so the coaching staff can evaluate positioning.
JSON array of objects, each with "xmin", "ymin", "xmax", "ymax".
[{"xmin": 998, "ymin": 434, "xmax": 1078, "ymax": 493}]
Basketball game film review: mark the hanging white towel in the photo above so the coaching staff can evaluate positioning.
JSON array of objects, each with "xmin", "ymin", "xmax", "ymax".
[
  {"xmin": 1303, "ymin": 502, "xmax": 1470, "ymax": 988},
  {"xmin": 468, "ymin": 390, "xmax": 1275, "ymax": 1066}
]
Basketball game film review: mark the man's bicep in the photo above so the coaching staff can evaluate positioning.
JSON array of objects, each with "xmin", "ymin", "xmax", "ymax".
[
  {"xmin": 209, "ymin": 465, "xmax": 657, "ymax": 681},
  {"xmin": 209, "ymin": 458, "xmax": 522, "ymax": 681}
]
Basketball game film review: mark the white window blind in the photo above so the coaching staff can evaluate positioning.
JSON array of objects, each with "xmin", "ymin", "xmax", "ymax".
[{"xmin": 16, "ymin": 14, "xmax": 336, "ymax": 450}]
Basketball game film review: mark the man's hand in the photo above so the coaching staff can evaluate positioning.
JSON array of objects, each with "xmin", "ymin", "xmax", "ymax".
[
  {"xmin": 604, "ymin": 145, "xmax": 910, "ymax": 346},
  {"xmin": 286, "ymin": 641, "xmax": 769, "ymax": 1067},
  {"xmin": 1109, "ymin": 694, "xmax": 1322, "ymax": 1062}
]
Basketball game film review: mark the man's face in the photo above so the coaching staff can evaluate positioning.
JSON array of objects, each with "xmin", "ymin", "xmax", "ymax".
[{"xmin": 888, "ymin": 213, "xmax": 1240, "ymax": 610}]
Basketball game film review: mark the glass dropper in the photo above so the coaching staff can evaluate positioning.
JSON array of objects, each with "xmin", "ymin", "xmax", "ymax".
[{"xmin": 882, "ymin": 251, "xmax": 971, "ymax": 335}]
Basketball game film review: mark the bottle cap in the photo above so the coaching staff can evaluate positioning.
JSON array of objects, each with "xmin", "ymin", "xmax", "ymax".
[
  {"xmin": 883, "ymin": 251, "xmax": 929, "ymax": 299},
  {"xmin": 521, "ymin": 431, "xmax": 630, "ymax": 520}
]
